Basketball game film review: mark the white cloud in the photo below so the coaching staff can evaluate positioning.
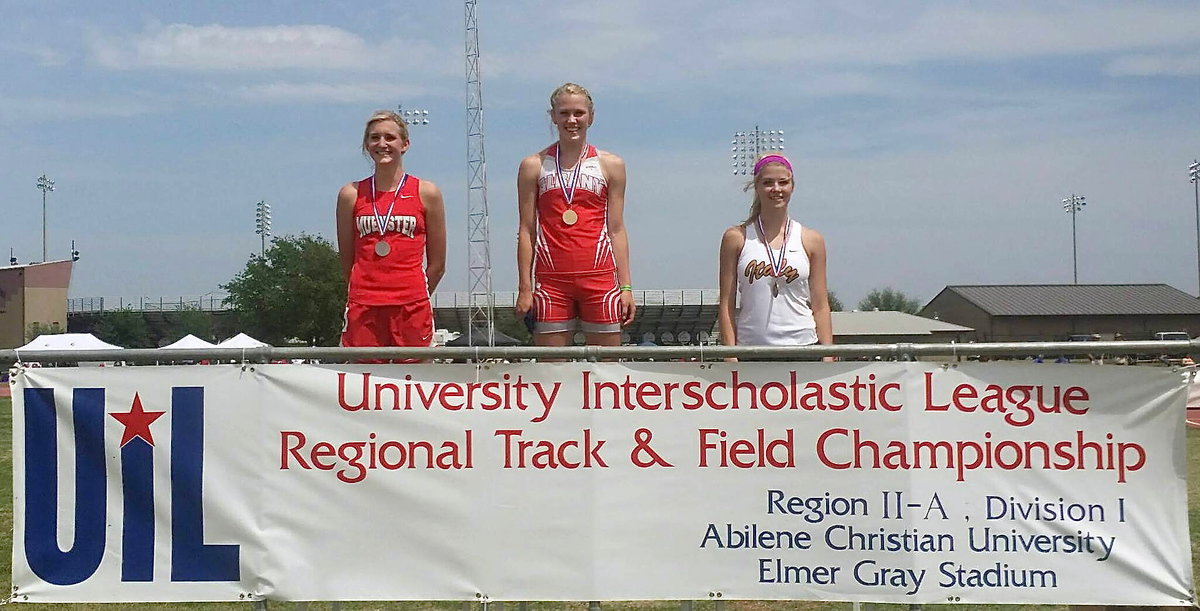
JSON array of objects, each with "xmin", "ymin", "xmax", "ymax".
[
  {"xmin": 227, "ymin": 81, "xmax": 428, "ymax": 105},
  {"xmin": 482, "ymin": 0, "xmax": 662, "ymax": 88},
  {"xmin": 0, "ymin": 96, "xmax": 157, "ymax": 121},
  {"xmin": 714, "ymin": 5, "xmax": 1200, "ymax": 67},
  {"xmin": 1106, "ymin": 53, "xmax": 1200, "ymax": 77},
  {"xmin": 0, "ymin": 42, "xmax": 68, "ymax": 67},
  {"xmin": 484, "ymin": 3, "xmax": 1200, "ymax": 99},
  {"xmin": 89, "ymin": 23, "xmax": 373, "ymax": 70}
]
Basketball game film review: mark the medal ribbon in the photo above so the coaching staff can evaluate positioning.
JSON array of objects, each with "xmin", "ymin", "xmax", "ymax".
[
  {"xmin": 555, "ymin": 144, "xmax": 588, "ymax": 206},
  {"xmin": 370, "ymin": 173, "xmax": 408, "ymax": 237},
  {"xmin": 756, "ymin": 217, "xmax": 790, "ymax": 280}
]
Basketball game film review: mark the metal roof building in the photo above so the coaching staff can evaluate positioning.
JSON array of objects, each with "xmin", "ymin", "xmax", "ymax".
[
  {"xmin": 831, "ymin": 310, "xmax": 972, "ymax": 343},
  {"xmin": 919, "ymin": 284, "xmax": 1200, "ymax": 342}
]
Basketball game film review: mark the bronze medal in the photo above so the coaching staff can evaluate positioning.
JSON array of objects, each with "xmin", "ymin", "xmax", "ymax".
[
  {"xmin": 562, "ymin": 209, "xmax": 579, "ymax": 225},
  {"xmin": 772, "ymin": 279, "xmax": 780, "ymax": 298},
  {"xmin": 370, "ymin": 174, "xmax": 406, "ymax": 258}
]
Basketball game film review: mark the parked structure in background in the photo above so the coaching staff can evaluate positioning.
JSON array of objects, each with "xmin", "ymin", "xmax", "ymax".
[
  {"xmin": 920, "ymin": 284, "xmax": 1200, "ymax": 342},
  {"xmin": 0, "ymin": 261, "xmax": 74, "ymax": 349}
]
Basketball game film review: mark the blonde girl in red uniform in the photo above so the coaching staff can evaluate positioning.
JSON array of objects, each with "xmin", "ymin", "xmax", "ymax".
[
  {"xmin": 516, "ymin": 83, "xmax": 635, "ymax": 347},
  {"xmin": 336, "ymin": 110, "xmax": 446, "ymax": 355}
]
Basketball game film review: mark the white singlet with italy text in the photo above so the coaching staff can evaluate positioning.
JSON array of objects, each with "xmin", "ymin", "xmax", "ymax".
[{"xmin": 735, "ymin": 219, "xmax": 816, "ymax": 345}]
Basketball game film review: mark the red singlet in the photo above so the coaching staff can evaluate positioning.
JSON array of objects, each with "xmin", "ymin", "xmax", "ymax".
[
  {"xmin": 533, "ymin": 144, "xmax": 615, "ymax": 277},
  {"xmin": 346, "ymin": 175, "xmax": 428, "ymax": 306}
]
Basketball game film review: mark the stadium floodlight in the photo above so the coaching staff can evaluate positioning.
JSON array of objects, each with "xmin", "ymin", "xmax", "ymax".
[
  {"xmin": 1190, "ymin": 160, "xmax": 1200, "ymax": 295},
  {"xmin": 731, "ymin": 127, "xmax": 784, "ymax": 175},
  {"xmin": 254, "ymin": 200, "xmax": 272, "ymax": 256},
  {"xmin": 1061, "ymin": 194, "xmax": 1086, "ymax": 284},
  {"xmin": 397, "ymin": 104, "xmax": 431, "ymax": 127},
  {"xmin": 36, "ymin": 174, "xmax": 55, "ymax": 261}
]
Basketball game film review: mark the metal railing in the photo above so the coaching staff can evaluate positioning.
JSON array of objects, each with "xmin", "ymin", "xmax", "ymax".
[
  {"xmin": 67, "ymin": 290, "xmax": 722, "ymax": 315},
  {"xmin": 68, "ymin": 295, "xmax": 230, "ymax": 313},
  {"xmin": 3, "ymin": 339, "xmax": 1196, "ymax": 366}
]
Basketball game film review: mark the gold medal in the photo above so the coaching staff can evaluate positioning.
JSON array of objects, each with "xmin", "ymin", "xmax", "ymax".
[
  {"xmin": 562, "ymin": 209, "xmax": 578, "ymax": 225},
  {"xmin": 375, "ymin": 241, "xmax": 391, "ymax": 257}
]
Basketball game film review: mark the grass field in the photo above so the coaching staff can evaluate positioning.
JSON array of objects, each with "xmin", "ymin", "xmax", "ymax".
[{"xmin": 0, "ymin": 394, "xmax": 1193, "ymax": 610}]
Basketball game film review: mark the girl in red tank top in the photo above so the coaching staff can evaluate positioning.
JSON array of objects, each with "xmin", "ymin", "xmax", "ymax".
[
  {"xmin": 516, "ymin": 83, "xmax": 636, "ymax": 348},
  {"xmin": 335, "ymin": 110, "xmax": 447, "ymax": 355}
]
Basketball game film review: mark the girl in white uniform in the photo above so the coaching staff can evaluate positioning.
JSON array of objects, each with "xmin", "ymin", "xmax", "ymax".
[{"xmin": 718, "ymin": 153, "xmax": 833, "ymax": 359}]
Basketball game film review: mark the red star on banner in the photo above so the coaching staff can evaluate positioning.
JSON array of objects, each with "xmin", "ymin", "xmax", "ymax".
[{"xmin": 110, "ymin": 393, "xmax": 166, "ymax": 447}]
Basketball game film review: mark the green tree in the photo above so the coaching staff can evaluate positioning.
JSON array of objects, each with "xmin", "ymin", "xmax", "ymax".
[
  {"xmin": 93, "ymin": 308, "xmax": 153, "ymax": 348},
  {"xmin": 222, "ymin": 233, "xmax": 346, "ymax": 346},
  {"xmin": 25, "ymin": 321, "xmax": 65, "ymax": 342},
  {"xmin": 163, "ymin": 305, "xmax": 215, "ymax": 343},
  {"xmin": 493, "ymin": 309, "xmax": 532, "ymax": 344},
  {"xmin": 857, "ymin": 287, "xmax": 921, "ymax": 314},
  {"xmin": 827, "ymin": 291, "xmax": 845, "ymax": 313}
]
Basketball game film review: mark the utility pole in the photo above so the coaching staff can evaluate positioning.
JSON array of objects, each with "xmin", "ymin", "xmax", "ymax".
[
  {"xmin": 730, "ymin": 127, "xmax": 784, "ymax": 175},
  {"xmin": 254, "ymin": 200, "xmax": 271, "ymax": 256},
  {"xmin": 1190, "ymin": 160, "xmax": 1199, "ymax": 295},
  {"xmin": 36, "ymin": 174, "xmax": 55, "ymax": 261},
  {"xmin": 464, "ymin": 0, "xmax": 495, "ymax": 346},
  {"xmin": 1061, "ymin": 194, "xmax": 1086, "ymax": 284}
]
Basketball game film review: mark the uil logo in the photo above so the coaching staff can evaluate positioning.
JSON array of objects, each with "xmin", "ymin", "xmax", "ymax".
[{"xmin": 23, "ymin": 386, "xmax": 240, "ymax": 585}]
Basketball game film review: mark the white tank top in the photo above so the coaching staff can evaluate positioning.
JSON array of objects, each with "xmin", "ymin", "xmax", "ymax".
[{"xmin": 735, "ymin": 219, "xmax": 816, "ymax": 346}]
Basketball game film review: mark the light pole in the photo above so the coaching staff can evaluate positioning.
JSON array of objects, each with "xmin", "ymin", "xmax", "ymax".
[
  {"xmin": 1062, "ymin": 194, "xmax": 1086, "ymax": 284},
  {"xmin": 254, "ymin": 200, "xmax": 271, "ymax": 256},
  {"xmin": 36, "ymin": 174, "xmax": 54, "ymax": 261},
  {"xmin": 397, "ymin": 105, "xmax": 430, "ymax": 128},
  {"xmin": 731, "ymin": 126, "xmax": 784, "ymax": 175},
  {"xmin": 1190, "ymin": 160, "xmax": 1200, "ymax": 295}
]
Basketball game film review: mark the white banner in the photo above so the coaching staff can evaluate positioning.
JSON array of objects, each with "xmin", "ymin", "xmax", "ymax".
[{"xmin": 10, "ymin": 362, "xmax": 1193, "ymax": 605}]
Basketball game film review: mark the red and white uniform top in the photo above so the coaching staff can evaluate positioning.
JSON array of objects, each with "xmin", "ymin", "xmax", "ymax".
[
  {"xmin": 347, "ymin": 175, "xmax": 428, "ymax": 306},
  {"xmin": 534, "ymin": 144, "xmax": 615, "ymax": 277}
]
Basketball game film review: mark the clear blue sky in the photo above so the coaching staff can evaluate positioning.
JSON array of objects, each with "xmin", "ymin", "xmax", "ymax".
[{"xmin": 2, "ymin": 1, "xmax": 1198, "ymax": 307}]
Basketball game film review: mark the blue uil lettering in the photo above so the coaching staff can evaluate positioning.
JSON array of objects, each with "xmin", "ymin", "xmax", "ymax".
[{"xmin": 23, "ymin": 386, "xmax": 239, "ymax": 585}]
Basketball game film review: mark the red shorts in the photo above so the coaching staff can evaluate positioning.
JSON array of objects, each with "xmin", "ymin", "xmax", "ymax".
[
  {"xmin": 533, "ymin": 272, "xmax": 621, "ymax": 333},
  {"xmin": 341, "ymin": 300, "xmax": 434, "ymax": 360}
]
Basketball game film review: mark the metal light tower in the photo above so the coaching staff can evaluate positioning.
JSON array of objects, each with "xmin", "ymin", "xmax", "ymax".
[
  {"xmin": 254, "ymin": 200, "xmax": 272, "ymax": 256},
  {"xmin": 1190, "ymin": 160, "xmax": 1200, "ymax": 295},
  {"xmin": 1062, "ymin": 194, "xmax": 1086, "ymax": 284},
  {"xmin": 464, "ymin": 0, "xmax": 495, "ymax": 346},
  {"xmin": 36, "ymin": 174, "xmax": 54, "ymax": 261},
  {"xmin": 731, "ymin": 127, "xmax": 784, "ymax": 175}
]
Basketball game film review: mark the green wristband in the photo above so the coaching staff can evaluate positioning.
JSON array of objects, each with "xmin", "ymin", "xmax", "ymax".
[{"xmin": 619, "ymin": 285, "xmax": 633, "ymax": 292}]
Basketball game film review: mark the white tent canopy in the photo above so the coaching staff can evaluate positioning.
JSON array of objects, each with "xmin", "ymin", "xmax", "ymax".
[
  {"xmin": 217, "ymin": 333, "xmax": 269, "ymax": 348},
  {"xmin": 161, "ymin": 334, "xmax": 217, "ymax": 350},
  {"xmin": 17, "ymin": 333, "xmax": 123, "ymax": 351}
]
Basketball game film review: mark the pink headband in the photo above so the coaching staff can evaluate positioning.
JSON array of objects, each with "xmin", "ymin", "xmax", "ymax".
[{"xmin": 753, "ymin": 154, "xmax": 792, "ymax": 175}]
